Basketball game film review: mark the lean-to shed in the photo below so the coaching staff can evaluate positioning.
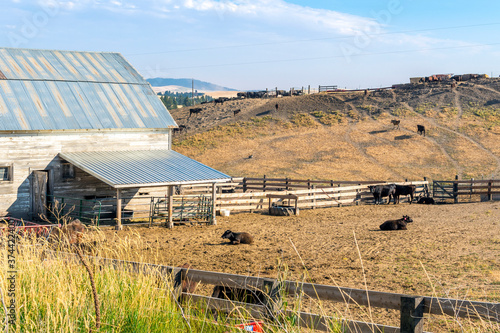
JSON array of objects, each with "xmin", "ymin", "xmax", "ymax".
[{"xmin": 0, "ymin": 47, "xmax": 230, "ymax": 228}]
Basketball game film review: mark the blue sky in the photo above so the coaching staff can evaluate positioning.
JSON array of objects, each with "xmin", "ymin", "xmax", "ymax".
[{"xmin": 1, "ymin": 0, "xmax": 500, "ymax": 90}]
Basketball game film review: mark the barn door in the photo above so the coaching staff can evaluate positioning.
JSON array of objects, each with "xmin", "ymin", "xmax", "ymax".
[{"xmin": 31, "ymin": 170, "xmax": 49, "ymax": 220}]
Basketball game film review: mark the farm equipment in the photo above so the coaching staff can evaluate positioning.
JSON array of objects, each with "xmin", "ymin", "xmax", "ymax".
[
  {"xmin": 234, "ymin": 321, "xmax": 264, "ymax": 332},
  {"xmin": 0, "ymin": 217, "xmax": 60, "ymax": 240}
]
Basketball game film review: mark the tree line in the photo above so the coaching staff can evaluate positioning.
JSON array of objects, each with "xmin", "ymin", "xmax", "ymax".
[{"xmin": 159, "ymin": 91, "xmax": 213, "ymax": 109}]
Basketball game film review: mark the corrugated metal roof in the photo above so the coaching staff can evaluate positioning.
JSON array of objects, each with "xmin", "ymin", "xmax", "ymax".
[
  {"xmin": 59, "ymin": 150, "xmax": 231, "ymax": 188},
  {"xmin": 0, "ymin": 47, "xmax": 177, "ymax": 131}
]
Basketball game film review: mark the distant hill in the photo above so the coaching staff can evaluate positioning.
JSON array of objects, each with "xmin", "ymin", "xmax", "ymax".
[
  {"xmin": 171, "ymin": 78, "xmax": 500, "ymax": 181},
  {"xmin": 146, "ymin": 78, "xmax": 236, "ymax": 92}
]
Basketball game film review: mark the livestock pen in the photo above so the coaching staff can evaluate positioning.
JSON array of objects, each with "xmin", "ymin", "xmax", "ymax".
[{"xmin": 43, "ymin": 177, "xmax": 429, "ymax": 226}]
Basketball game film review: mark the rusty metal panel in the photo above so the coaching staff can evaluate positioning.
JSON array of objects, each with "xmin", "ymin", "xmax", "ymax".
[
  {"xmin": 0, "ymin": 47, "xmax": 177, "ymax": 131},
  {"xmin": 59, "ymin": 150, "xmax": 231, "ymax": 188}
]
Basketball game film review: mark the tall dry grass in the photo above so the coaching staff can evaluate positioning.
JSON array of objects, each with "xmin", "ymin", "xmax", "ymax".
[{"xmin": 1, "ymin": 227, "xmax": 498, "ymax": 332}]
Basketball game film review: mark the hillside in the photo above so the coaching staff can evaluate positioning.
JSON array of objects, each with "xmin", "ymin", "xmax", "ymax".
[
  {"xmin": 146, "ymin": 77, "xmax": 236, "ymax": 91},
  {"xmin": 170, "ymin": 79, "xmax": 500, "ymax": 181}
]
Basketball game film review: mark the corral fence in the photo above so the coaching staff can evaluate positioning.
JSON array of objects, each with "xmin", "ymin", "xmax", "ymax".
[
  {"xmin": 47, "ymin": 194, "xmax": 213, "ymax": 226},
  {"xmin": 48, "ymin": 252, "xmax": 500, "ymax": 333},
  {"xmin": 433, "ymin": 177, "xmax": 500, "ymax": 203},
  {"xmin": 47, "ymin": 177, "xmax": 429, "ymax": 225},
  {"xmin": 149, "ymin": 194, "xmax": 213, "ymax": 226},
  {"xmin": 214, "ymin": 177, "xmax": 429, "ymax": 213},
  {"xmin": 318, "ymin": 85, "xmax": 338, "ymax": 92}
]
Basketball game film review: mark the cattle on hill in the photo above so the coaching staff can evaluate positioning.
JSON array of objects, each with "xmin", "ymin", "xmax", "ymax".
[
  {"xmin": 368, "ymin": 184, "xmax": 396, "ymax": 204},
  {"xmin": 391, "ymin": 119, "xmax": 400, "ymax": 129},
  {"xmin": 173, "ymin": 125, "xmax": 187, "ymax": 134},
  {"xmin": 214, "ymin": 97, "xmax": 228, "ymax": 105},
  {"xmin": 379, "ymin": 215, "xmax": 413, "ymax": 230},
  {"xmin": 417, "ymin": 125, "xmax": 426, "ymax": 136},
  {"xmin": 233, "ymin": 109, "xmax": 241, "ymax": 116},
  {"xmin": 189, "ymin": 108, "xmax": 203, "ymax": 117},
  {"xmin": 394, "ymin": 185, "xmax": 416, "ymax": 204}
]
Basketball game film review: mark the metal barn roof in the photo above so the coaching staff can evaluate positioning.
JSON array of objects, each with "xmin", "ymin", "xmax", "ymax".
[
  {"xmin": 59, "ymin": 150, "xmax": 231, "ymax": 188},
  {"xmin": 0, "ymin": 47, "xmax": 177, "ymax": 131}
]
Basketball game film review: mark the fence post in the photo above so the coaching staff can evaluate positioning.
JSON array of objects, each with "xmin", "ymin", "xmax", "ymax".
[
  {"xmin": 400, "ymin": 296, "xmax": 424, "ymax": 333},
  {"xmin": 167, "ymin": 186, "xmax": 174, "ymax": 229},
  {"xmin": 116, "ymin": 189, "xmax": 123, "ymax": 230},
  {"xmin": 263, "ymin": 175, "xmax": 266, "ymax": 192},
  {"xmin": 243, "ymin": 178, "xmax": 247, "ymax": 193},
  {"xmin": 423, "ymin": 177, "xmax": 429, "ymax": 197},
  {"xmin": 262, "ymin": 278, "xmax": 282, "ymax": 320},
  {"xmin": 285, "ymin": 177, "xmax": 289, "ymax": 191},
  {"xmin": 488, "ymin": 180, "xmax": 492, "ymax": 201},
  {"xmin": 453, "ymin": 175, "xmax": 459, "ymax": 203},
  {"xmin": 312, "ymin": 185, "xmax": 316, "ymax": 209},
  {"xmin": 211, "ymin": 183, "xmax": 217, "ymax": 225}
]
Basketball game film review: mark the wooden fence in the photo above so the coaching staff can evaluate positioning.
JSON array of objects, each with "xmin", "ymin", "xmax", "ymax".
[
  {"xmin": 50, "ymin": 177, "xmax": 430, "ymax": 225},
  {"xmin": 51, "ymin": 252, "xmax": 499, "ymax": 333},
  {"xmin": 216, "ymin": 177, "xmax": 429, "ymax": 213},
  {"xmin": 433, "ymin": 177, "xmax": 500, "ymax": 203}
]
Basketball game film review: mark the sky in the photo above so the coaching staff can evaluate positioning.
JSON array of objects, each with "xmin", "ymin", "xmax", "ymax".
[{"xmin": 1, "ymin": 0, "xmax": 500, "ymax": 90}]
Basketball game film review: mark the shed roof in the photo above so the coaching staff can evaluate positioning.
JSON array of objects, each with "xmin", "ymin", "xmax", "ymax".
[
  {"xmin": 59, "ymin": 150, "xmax": 231, "ymax": 189},
  {"xmin": 0, "ymin": 47, "xmax": 177, "ymax": 131}
]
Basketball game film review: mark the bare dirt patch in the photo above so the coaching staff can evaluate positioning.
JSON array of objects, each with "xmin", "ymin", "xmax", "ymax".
[{"xmin": 101, "ymin": 201, "xmax": 500, "ymax": 331}]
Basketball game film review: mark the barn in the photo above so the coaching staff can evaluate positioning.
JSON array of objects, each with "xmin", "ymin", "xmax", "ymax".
[{"xmin": 0, "ymin": 47, "xmax": 230, "ymax": 228}]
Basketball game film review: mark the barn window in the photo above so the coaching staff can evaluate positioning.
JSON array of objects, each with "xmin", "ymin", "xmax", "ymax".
[
  {"xmin": 0, "ymin": 165, "xmax": 12, "ymax": 181},
  {"xmin": 61, "ymin": 162, "xmax": 75, "ymax": 180}
]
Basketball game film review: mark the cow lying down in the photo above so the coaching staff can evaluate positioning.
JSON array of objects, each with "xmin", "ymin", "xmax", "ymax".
[
  {"xmin": 379, "ymin": 215, "xmax": 413, "ymax": 230},
  {"xmin": 221, "ymin": 230, "xmax": 253, "ymax": 245}
]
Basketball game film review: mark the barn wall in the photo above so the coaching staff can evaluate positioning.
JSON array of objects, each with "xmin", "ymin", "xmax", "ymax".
[{"xmin": 0, "ymin": 130, "xmax": 171, "ymax": 219}]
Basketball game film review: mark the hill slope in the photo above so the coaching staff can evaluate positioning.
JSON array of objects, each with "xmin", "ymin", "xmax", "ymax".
[
  {"xmin": 171, "ymin": 79, "xmax": 500, "ymax": 181},
  {"xmin": 146, "ymin": 78, "xmax": 236, "ymax": 91}
]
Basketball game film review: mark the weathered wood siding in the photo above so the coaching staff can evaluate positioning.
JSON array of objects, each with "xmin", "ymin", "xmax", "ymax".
[{"xmin": 0, "ymin": 130, "xmax": 171, "ymax": 218}]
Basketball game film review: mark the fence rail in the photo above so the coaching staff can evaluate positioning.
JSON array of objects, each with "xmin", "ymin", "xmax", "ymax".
[
  {"xmin": 49, "ymin": 252, "xmax": 499, "ymax": 333},
  {"xmin": 433, "ymin": 178, "xmax": 500, "ymax": 203},
  {"xmin": 218, "ymin": 179, "xmax": 429, "ymax": 213}
]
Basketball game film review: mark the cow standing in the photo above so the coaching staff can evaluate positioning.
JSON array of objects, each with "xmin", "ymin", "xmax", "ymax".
[
  {"xmin": 189, "ymin": 108, "xmax": 203, "ymax": 117},
  {"xmin": 368, "ymin": 184, "xmax": 396, "ymax": 205},
  {"xmin": 391, "ymin": 119, "xmax": 400, "ymax": 129},
  {"xmin": 394, "ymin": 185, "xmax": 416, "ymax": 204},
  {"xmin": 417, "ymin": 125, "xmax": 426, "ymax": 136}
]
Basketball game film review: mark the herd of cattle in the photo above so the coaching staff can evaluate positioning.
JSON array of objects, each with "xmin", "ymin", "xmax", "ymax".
[{"xmin": 368, "ymin": 183, "xmax": 434, "ymax": 205}]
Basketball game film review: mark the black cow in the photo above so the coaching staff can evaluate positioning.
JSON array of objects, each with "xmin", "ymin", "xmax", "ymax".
[
  {"xmin": 368, "ymin": 184, "xmax": 396, "ymax": 204},
  {"xmin": 189, "ymin": 108, "xmax": 203, "ymax": 117},
  {"xmin": 391, "ymin": 119, "xmax": 400, "ymax": 129},
  {"xmin": 233, "ymin": 109, "xmax": 241, "ymax": 116},
  {"xmin": 379, "ymin": 215, "xmax": 413, "ymax": 230},
  {"xmin": 417, "ymin": 125, "xmax": 426, "ymax": 136},
  {"xmin": 417, "ymin": 197, "xmax": 435, "ymax": 204},
  {"xmin": 394, "ymin": 185, "xmax": 416, "ymax": 204},
  {"xmin": 173, "ymin": 125, "xmax": 186, "ymax": 134},
  {"xmin": 214, "ymin": 97, "xmax": 228, "ymax": 105}
]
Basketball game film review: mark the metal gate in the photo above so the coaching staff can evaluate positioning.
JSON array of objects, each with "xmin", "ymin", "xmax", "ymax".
[
  {"xmin": 149, "ymin": 194, "xmax": 213, "ymax": 225},
  {"xmin": 433, "ymin": 181, "xmax": 456, "ymax": 201}
]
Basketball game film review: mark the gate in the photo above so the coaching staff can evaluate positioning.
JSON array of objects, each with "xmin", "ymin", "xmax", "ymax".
[
  {"xmin": 149, "ymin": 194, "xmax": 213, "ymax": 225},
  {"xmin": 433, "ymin": 180, "xmax": 456, "ymax": 201}
]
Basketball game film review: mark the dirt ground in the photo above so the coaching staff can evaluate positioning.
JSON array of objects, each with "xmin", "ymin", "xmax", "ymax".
[{"xmin": 101, "ymin": 200, "xmax": 500, "ymax": 331}]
